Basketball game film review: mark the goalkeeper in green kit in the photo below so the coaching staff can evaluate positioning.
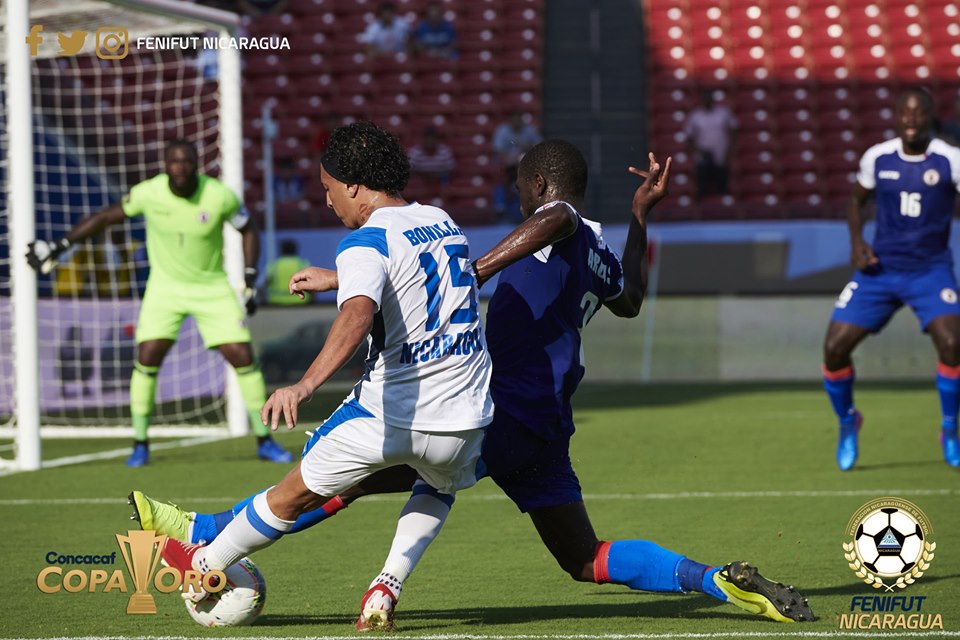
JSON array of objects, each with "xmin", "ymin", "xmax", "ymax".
[{"xmin": 26, "ymin": 139, "xmax": 294, "ymax": 466}]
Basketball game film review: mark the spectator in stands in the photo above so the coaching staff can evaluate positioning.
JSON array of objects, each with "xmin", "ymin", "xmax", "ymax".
[
  {"xmin": 408, "ymin": 127, "xmax": 456, "ymax": 187},
  {"xmin": 273, "ymin": 157, "xmax": 305, "ymax": 203},
  {"xmin": 265, "ymin": 239, "xmax": 311, "ymax": 305},
  {"xmin": 684, "ymin": 89, "xmax": 737, "ymax": 201},
  {"xmin": 493, "ymin": 110, "xmax": 542, "ymax": 167},
  {"xmin": 410, "ymin": 2, "xmax": 458, "ymax": 59},
  {"xmin": 360, "ymin": 2, "xmax": 410, "ymax": 57},
  {"xmin": 493, "ymin": 164, "xmax": 522, "ymax": 223},
  {"xmin": 311, "ymin": 112, "xmax": 340, "ymax": 163}
]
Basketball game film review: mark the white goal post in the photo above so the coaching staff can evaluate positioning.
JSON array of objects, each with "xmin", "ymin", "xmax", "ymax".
[{"xmin": 1, "ymin": 0, "xmax": 244, "ymax": 471}]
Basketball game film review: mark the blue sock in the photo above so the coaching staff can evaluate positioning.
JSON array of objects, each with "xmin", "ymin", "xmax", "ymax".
[
  {"xmin": 677, "ymin": 559, "xmax": 728, "ymax": 602},
  {"xmin": 601, "ymin": 540, "xmax": 684, "ymax": 592},
  {"xmin": 701, "ymin": 566, "xmax": 727, "ymax": 601},
  {"xmin": 190, "ymin": 510, "xmax": 236, "ymax": 544},
  {"xmin": 936, "ymin": 363, "xmax": 960, "ymax": 429},
  {"xmin": 823, "ymin": 365, "xmax": 856, "ymax": 425},
  {"xmin": 191, "ymin": 491, "xmax": 347, "ymax": 543}
]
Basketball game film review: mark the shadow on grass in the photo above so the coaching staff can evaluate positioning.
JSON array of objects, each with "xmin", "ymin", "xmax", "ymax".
[
  {"xmin": 255, "ymin": 573, "xmax": 960, "ymax": 630},
  {"xmin": 255, "ymin": 596, "xmax": 774, "ymax": 630}
]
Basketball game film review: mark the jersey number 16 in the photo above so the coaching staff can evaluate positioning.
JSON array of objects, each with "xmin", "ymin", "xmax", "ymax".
[{"xmin": 899, "ymin": 191, "xmax": 922, "ymax": 218}]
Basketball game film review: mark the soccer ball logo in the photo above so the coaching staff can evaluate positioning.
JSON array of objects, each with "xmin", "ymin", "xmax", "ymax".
[
  {"xmin": 843, "ymin": 498, "xmax": 935, "ymax": 591},
  {"xmin": 854, "ymin": 508, "xmax": 923, "ymax": 576}
]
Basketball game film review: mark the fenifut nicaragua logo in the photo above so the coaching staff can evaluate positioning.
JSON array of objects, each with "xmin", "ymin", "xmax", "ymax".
[
  {"xmin": 842, "ymin": 497, "xmax": 935, "ymax": 592},
  {"xmin": 840, "ymin": 498, "xmax": 944, "ymax": 631},
  {"xmin": 37, "ymin": 530, "xmax": 225, "ymax": 614}
]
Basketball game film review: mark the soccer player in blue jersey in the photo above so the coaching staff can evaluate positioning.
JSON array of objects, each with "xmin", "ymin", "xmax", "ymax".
[
  {"xmin": 132, "ymin": 141, "xmax": 812, "ymax": 625},
  {"xmin": 823, "ymin": 89, "xmax": 960, "ymax": 470}
]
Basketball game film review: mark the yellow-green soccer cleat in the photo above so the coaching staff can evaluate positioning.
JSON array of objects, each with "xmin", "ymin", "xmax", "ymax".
[
  {"xmin": 713, "ymin": 561, "xmax": 814, "ymax": 623},
  {"xmin": 127, "ymin": 490, "xmax": 193, "ymax": 542}
]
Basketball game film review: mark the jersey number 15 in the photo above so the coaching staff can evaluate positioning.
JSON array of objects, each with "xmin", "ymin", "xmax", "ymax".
[{"xmin": 418, "ymin": 244, "xmax": 478, "ymax": 331}]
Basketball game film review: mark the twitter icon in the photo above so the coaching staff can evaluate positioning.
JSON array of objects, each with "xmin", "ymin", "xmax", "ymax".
[{"xmin": 57, "ymin": 31, "xmax": 87, "ymax": 56}]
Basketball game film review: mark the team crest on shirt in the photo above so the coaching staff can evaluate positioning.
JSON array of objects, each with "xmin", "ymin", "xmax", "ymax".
[
  {"xmin": 923, "ymin": 169, "xmax": 940, "ymax": 186},
  {"xmin": 941, "ymin": 288, "xmax": 958, "ymax": 304},
  {"xmin": 197, "ymin": 210, "xmax": 211, "ymax": 223}
]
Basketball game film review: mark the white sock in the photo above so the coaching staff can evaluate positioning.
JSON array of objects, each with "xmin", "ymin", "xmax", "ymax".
[
  {"xmin": 201, "ymin": 491, "xmax": 294, "ymax": 570},
  {"xmin": 369, "ymin": 484, "xmax": 453, "ymax": 599}
]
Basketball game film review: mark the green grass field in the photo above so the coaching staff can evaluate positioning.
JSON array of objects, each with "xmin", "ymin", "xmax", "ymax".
[{"xmin": 1, "ymin": 382, "xmax": 958, "ymax": 638}]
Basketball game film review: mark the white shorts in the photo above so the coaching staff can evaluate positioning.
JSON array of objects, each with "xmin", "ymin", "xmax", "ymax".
[{"xmin": 299, "ymin": 399, "xmax": 485, "ymax": 497}]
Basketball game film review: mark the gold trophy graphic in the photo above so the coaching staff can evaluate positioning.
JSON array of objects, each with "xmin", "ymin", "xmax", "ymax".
[{"xmin": 116, "ymin": 530, "xmax": 167, "ymax": 614}]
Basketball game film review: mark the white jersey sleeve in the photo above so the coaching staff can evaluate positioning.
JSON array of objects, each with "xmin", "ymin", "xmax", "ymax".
[
  {"xmin": 336, "ymin": 232, "xmax": 388, "ymax": 311},
  {"xmin": 336, "ymin": 204, "xmax": 494, "ymax": 432}
]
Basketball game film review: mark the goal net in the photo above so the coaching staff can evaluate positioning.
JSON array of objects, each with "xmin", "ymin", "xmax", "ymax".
[{"xmin": 0, "ymin": 0, "xmax": 243, "ymax": 468}]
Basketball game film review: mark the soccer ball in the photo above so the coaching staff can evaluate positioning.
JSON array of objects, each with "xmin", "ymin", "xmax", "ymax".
[
  {"xmin": 185, "ymin": 557, "xmax": 266, "ymax": 627},
  {"xmin": 854, "ymin": 507, "xmax": 924, "ymax": 577}
]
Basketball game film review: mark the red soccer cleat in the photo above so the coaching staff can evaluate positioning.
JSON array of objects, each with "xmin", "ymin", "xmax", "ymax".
[
  {"xmin": 160, "ymin": 538, "xmax": 220, "ymax": 602},
  {"xmin": 356, "ymin": 584, "xmax": 397, "ymax": 631}
]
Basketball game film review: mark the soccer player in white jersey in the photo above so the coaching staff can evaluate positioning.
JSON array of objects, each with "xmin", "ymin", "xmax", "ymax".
[
  {"xmin": 157, "ymin": 121, "xmax": 493, "ymax": 587},
  {"xmin": 823, "ymin": 89, "xmax": 960, "ymax": 470}
]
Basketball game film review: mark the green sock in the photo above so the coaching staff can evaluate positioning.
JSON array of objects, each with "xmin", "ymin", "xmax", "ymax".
[
  {"xmin": 130, "ymin": 362, "xmax": 159, "ymax": 440},
  {"xmin": 235, "ymin": 363, "xmax": 269, "ymax": 437}
]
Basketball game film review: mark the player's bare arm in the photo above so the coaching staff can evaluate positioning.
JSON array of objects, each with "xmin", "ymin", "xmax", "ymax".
[
  {"xmin": 25, "ymin": 203, "xmax": 126, "ymax": 273},
  {"xmin": 472, "ymin": 202, "xmax": 578, "ymax": 286},
  {"xmin": 848, "ymin": 183, "xmax": 878, "ymax": 270},
  {"xmin": 606, "ymin": 153, "xmax": 672, "ymax": 318},
  {"xmin": 260, "ymin": 295, "xmax": 375, "ymax": 430},
  {"xmin": 289, "ymin": 266, "xmax": 339, "ymax": 298}
]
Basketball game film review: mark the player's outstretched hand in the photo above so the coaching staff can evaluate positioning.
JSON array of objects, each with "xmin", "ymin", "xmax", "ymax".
[
  {"xmin": 289, "ymin": 267, "xmax": 338, "ymax": 298},
  {"xmin": 261, "ymin": 382, "xmax": 313, "ymax": 431},
  {"xmin": 26, "ymin": 237, "xmax": 71, "ymax": 274},
  {"xmin": 850, "ymin": 237, "xmax": 879, "ymax": 271},
  {"xmin": 628, "ymin": 152, "xmax": 673, "ymax": 223}
]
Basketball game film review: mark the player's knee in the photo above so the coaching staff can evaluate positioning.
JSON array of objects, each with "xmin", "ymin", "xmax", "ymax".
[
  {"xmin": 560, "ymin": 559, "xmax": 594, "ymax": 583},
  {"xmin": 936, "ymin": 335, "xmax": 960, "ymax": 364},
  {"xmin": 221, "ymin": 343, "xmax": 254, "ymax": 368},
  {"xmin": 823, "ymin": 334, "xmax": 852, "ymax": 367}
]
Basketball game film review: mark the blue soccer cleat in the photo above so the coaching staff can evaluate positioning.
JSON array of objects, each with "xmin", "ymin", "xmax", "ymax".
[
  {"xmin": 836, "ymin": 411, "xmax": 862, "ymax": 471},
  {"xmin": 257, "ymin": 438, "xmax": 294, "ymax": 463},
  {"xmin": 941, "ymin": 426, "xmax": 960, "ymax": 468},
  {"xmin": 126, "ymin": 441, "xmax": 149, "ymax": 467}
]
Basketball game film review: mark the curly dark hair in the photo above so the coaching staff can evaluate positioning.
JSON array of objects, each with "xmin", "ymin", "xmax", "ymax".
[
  {"xmin": 324, "ymin": 121, "xmax": 409, "ymax": 196},
  {"xmin": 518, "ymin": 139, "xmax": 588, "ymax": 199}
]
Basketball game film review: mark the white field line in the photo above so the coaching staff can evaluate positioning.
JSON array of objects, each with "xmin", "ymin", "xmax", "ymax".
[
  {"xmin": 0, "ymin": 488, "xmax": 957, "ymax": 506},
  {"xmin": 0, "ymin": 435, "xmax": 232, "ymax": 476},
  {"xmin": 1, "ymin": 632, "xmax": 959, "ymax": 640}
]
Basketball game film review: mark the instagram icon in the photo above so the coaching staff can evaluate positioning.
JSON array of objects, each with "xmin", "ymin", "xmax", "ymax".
[{"xmin": 96, "ymin": 27, "xmax": 128, "ymax": 59}]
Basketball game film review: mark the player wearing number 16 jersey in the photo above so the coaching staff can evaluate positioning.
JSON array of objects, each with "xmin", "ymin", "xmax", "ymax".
[{"xmin": 823, "ymin": 89, "xmax": 960, "ymax": 470}]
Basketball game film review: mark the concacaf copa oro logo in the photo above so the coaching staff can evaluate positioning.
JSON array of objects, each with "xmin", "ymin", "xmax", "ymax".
[{"xmin": 37, "ymin": 530, "xmax": 225, "ymax": 614}]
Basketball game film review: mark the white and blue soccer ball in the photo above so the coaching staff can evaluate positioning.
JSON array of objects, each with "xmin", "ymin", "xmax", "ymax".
[
  {"xmin": 185, "ymin": 557, "xmax": 266, "ymax": 627},
  {"xmin": 854, "ymin": 508, "xmax": 924, "ymax": 577}
]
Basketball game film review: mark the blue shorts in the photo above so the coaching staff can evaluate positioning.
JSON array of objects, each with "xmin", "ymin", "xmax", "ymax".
[
  {"xmin": 480, "ymin": 408, "xmax": 582, "ymax": 513},
  {"xmin": 830, "ymin": 265, "xmax": 960, "ymax": 332}
]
